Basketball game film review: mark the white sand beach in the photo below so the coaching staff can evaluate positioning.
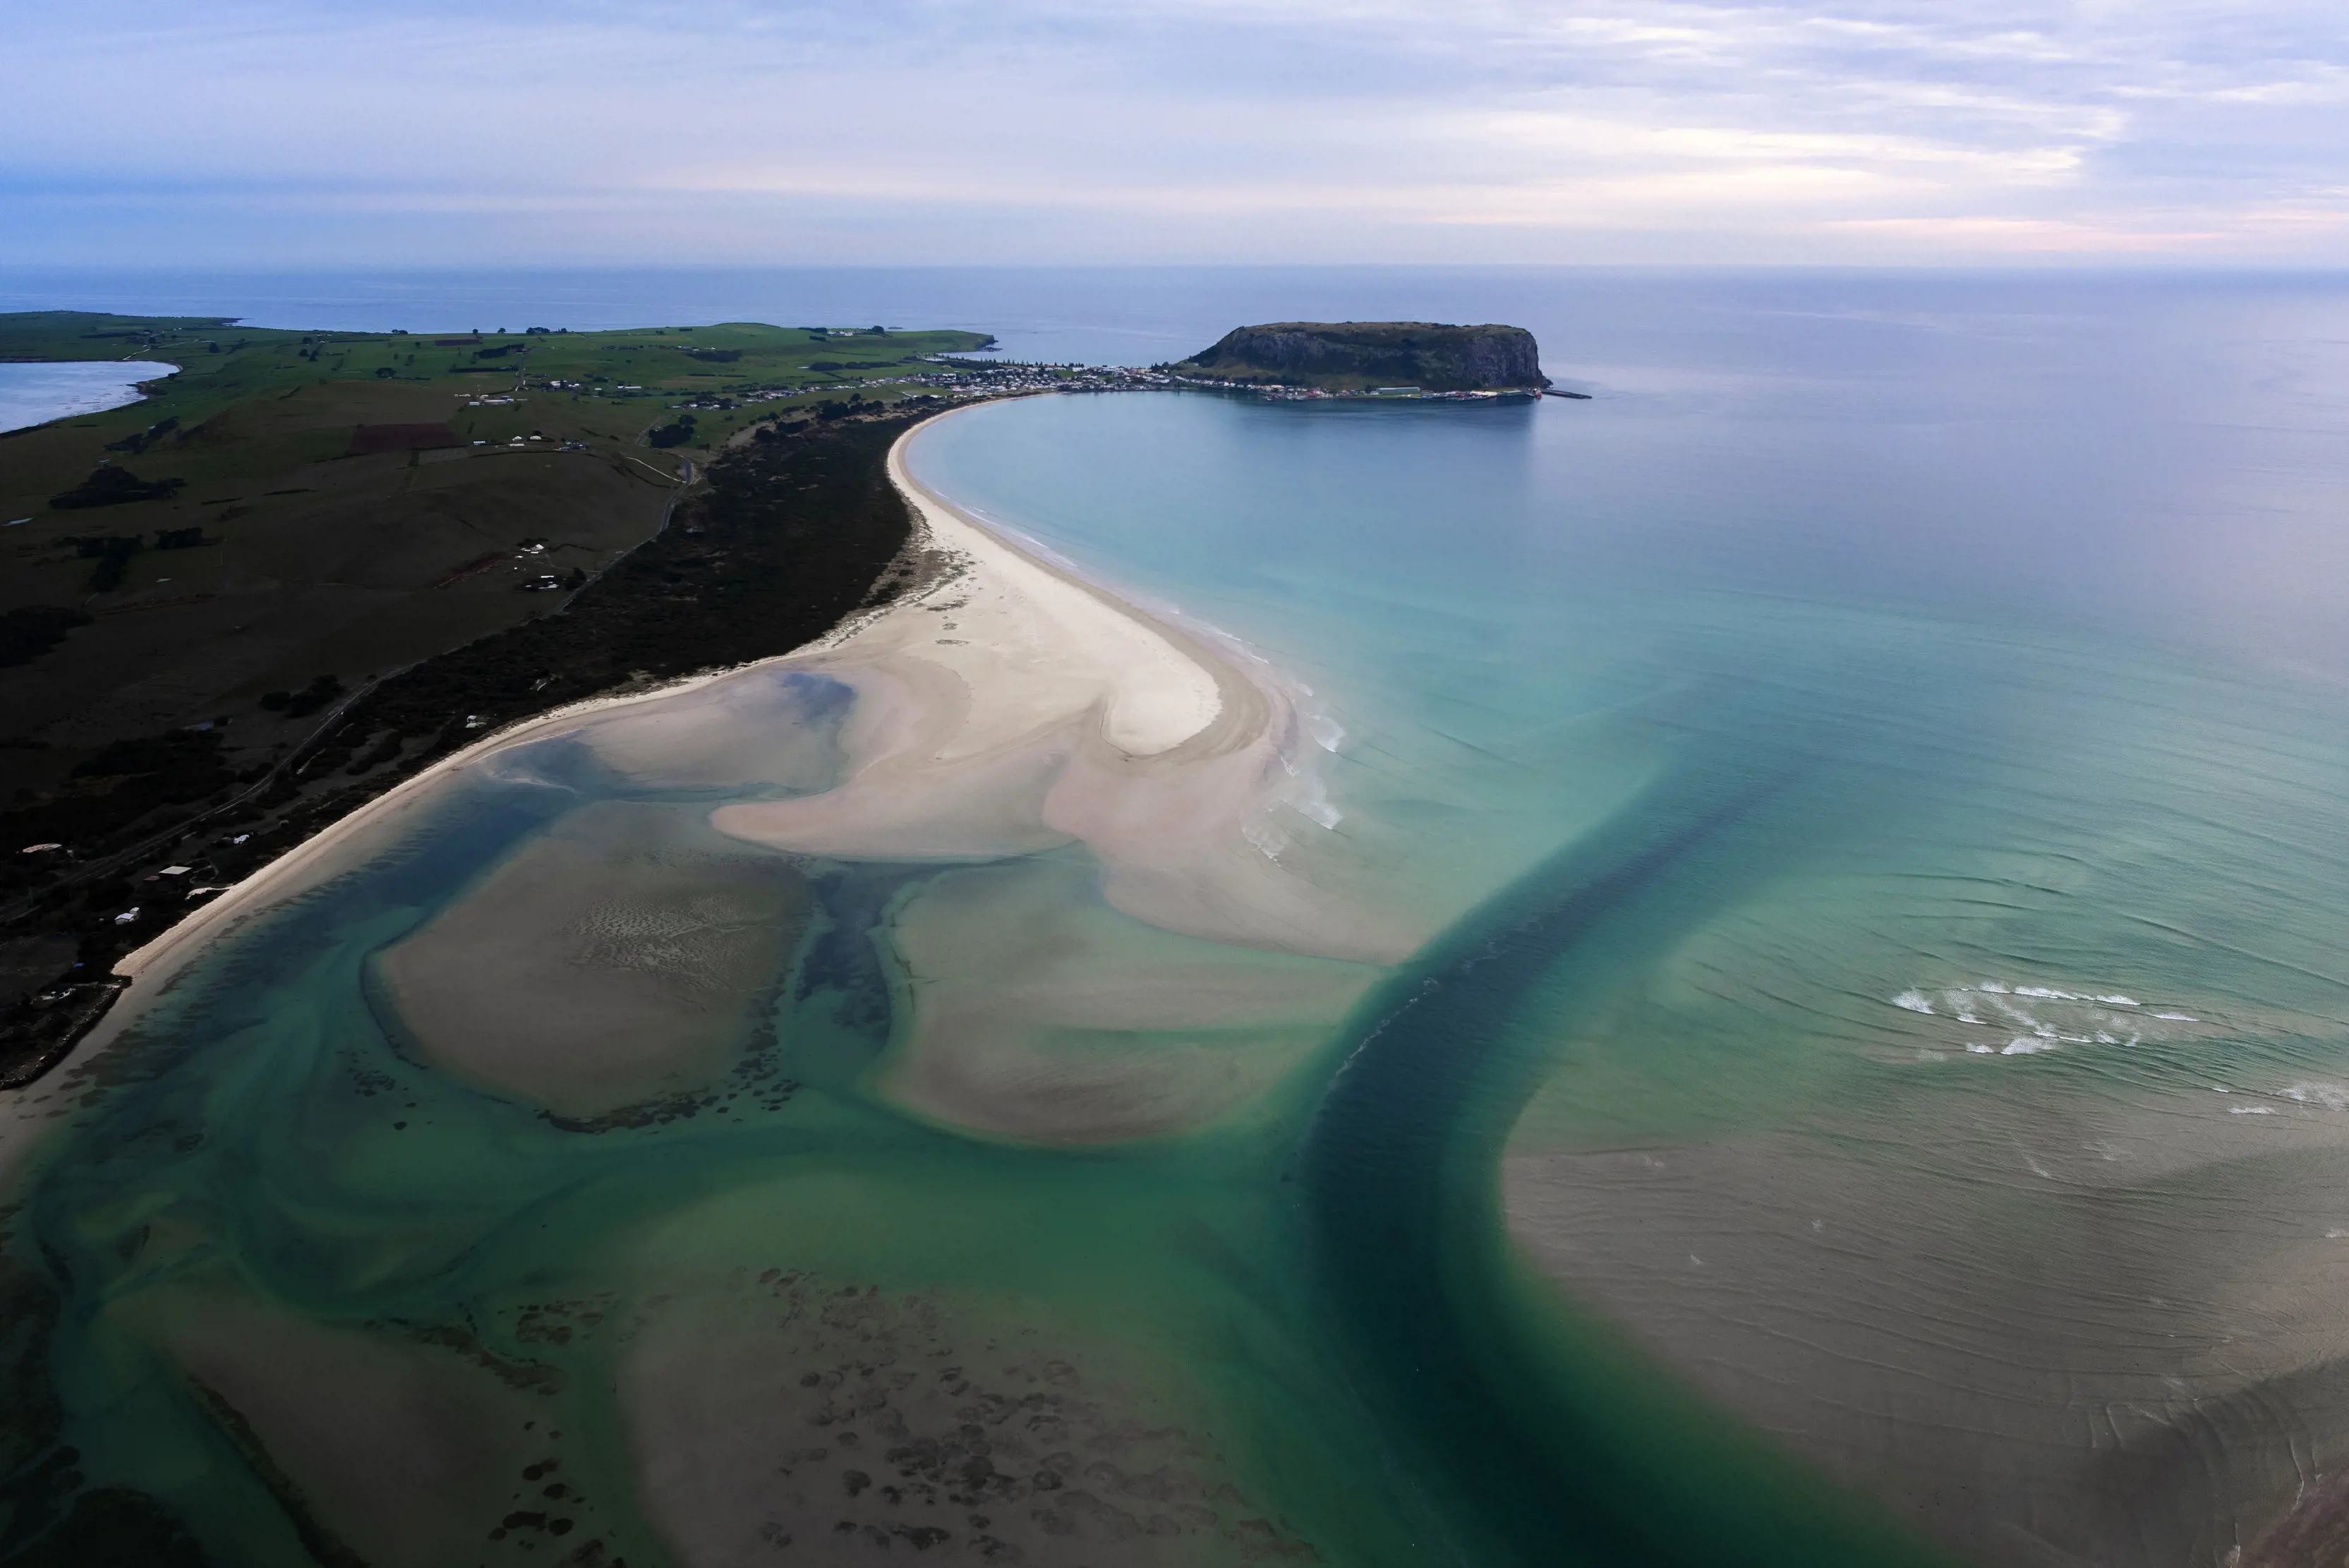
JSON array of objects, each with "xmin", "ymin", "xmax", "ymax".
[{"xmin": 708, "ymin": 416, "xmax": 1412, "ymax": 964}]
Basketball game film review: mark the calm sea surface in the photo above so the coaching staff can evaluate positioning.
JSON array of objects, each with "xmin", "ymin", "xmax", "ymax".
[
  {"xmin": 0, "ymin": 358, "xmax": 174, "ymax": 435},
  {"xmin": 9, "ymin": 270, "xmax": 2349, "ymax": 1567}
]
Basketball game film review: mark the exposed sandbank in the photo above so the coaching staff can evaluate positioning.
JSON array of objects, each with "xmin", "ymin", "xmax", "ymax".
[
  {"xmin": 707, "ymin": 415, "xmax": 1414, "ymax": 965},
  {"xmin": 373, "ymin": 801, "xmax": 809, "ymax": 1121},
  {"xmin": 878, "ymin": 857, "xmax": 1377, "ymax": 1143}
]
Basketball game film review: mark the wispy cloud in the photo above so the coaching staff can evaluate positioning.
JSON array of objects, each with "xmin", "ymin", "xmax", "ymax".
[{"xmin": 1, "ymin": 0, "xmax": 2344, "ymax": 263}]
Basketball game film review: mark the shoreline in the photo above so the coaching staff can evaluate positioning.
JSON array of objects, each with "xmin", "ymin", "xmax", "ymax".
[
  {"xmin": 715, "ymin": 409, "xmax": 1402, "ymax": 961},
  {"xmin": 0, "ymin": 397, "xmax": 1331, "ymax": 1185},
  {"xmin": 890, "ymin": 413, "xmax": 1295, "ymax": 744},
  {"xmin": 886, "ymin": 405, "xmax": 1251, "ymax": 759}
]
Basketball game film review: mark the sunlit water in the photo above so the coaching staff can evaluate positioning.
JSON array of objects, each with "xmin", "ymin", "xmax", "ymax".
[{"xmin": 9, "ymin": 275, "xmax": 2349, "ymax": 1567}]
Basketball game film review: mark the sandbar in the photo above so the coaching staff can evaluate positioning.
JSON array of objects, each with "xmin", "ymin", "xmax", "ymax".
[
  {"xmin": 876, "ymin": 856, "xmax": 1377, "ymax": 1143},
  {"xmin": 711, "ymin": 414, "xmax": 1415, "ymax": 963},
  {"xmin": 371, "ymin": 801, "xmax": 809, "ymax": 1121}
]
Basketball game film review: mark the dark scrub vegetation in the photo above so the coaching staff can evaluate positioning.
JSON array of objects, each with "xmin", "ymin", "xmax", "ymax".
[{"xmin": 0, "ymin": 410, "xmax": 931, "ymax": 1089}]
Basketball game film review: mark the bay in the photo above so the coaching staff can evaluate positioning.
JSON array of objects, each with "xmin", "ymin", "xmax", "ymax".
[{"xmin": 7, "ymin": 270, "xmax": 2349, "ymax": 1567}]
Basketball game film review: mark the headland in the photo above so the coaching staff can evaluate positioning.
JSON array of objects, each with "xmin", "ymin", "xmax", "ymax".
[{"xmin": 1164, "ymin": 320, "xmax": 1551, "ymax": 397}]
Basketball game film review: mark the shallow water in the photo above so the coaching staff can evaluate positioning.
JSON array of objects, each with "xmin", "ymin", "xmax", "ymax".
[
  {"xmin": 0, "ymin": 359, "xmax": 171, "ymax": 436},
  {"xmin": 10, "ymin": 276, "xmax": 2349, "ymax": 1566}
]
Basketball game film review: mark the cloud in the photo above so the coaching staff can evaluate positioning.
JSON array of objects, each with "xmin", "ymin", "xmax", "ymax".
[
  {"xmin": 1, "ymin": 0, "xmax": 2345, "ymax": 263},
  {"xmin": 1825, "ymin": 215, "xmax": 2230, "ymax": 251}
]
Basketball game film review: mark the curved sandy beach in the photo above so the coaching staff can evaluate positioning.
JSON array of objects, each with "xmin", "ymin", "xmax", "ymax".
[{"xmin": 708, "ymin": 415, "xmax": 1402, "ymax": 960}]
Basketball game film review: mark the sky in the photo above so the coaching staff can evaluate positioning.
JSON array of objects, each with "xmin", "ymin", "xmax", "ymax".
[{"xmin": 4, "ymin": 0, "xmax": 2347, "ymax": 267}]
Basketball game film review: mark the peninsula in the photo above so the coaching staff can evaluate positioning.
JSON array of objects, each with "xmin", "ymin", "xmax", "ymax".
[{"xmin": 1166, "ymin": 320, "xmax": 1550, "ymax": 394}]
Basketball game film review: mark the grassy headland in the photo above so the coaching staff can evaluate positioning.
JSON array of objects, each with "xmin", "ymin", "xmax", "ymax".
[{"xmin": 1166, "ymin": 320, "xmax": 1550, "ymax": 394}]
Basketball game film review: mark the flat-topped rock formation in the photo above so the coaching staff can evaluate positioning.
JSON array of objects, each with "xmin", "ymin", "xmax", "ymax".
[{"xmin": 1169, "ymin": 321, "xmax": 1550, "ymax": 393}]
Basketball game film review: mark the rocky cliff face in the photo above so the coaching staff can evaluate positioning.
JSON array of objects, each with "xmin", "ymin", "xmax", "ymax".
[{"xmin": 1173, "ymin": 322, "xmax": 1549, "ymax": 392}]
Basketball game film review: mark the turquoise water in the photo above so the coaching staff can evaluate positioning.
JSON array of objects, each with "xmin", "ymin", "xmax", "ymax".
[
  {"xmin": 904, "ymin": 289, "xmax": 2349, "ymax": 1562},
  {"xmin": 10, "ymin": 276, "xmax": 2349, "ymax": 1566},
  {"xmin": 902, "ymin": 291, "xmax": 2349, "ymax": 1561}
]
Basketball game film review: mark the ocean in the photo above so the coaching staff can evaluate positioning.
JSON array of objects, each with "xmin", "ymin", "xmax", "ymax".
[{"xmin": 8, "ymin": 267, "xmax": 2349, "ymax": 1566}]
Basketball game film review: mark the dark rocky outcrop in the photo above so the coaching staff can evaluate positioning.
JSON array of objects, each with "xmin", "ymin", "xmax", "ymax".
[
  {"xmin": 47, "ymin": 466, "xmax": 185, "ymax": 509},
  {"xmin": 1171, "ymin": 320, "xmax": 1550, "ymax": 392}
]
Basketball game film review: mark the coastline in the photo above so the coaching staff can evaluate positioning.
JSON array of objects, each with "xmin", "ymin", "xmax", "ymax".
[
  {"xmin": 713, "ymin": 409, "xmax": 1409, "ymax": 962},
  {"xmin": 0, "ymin": 658, "xmax": 794, "ymax": 1187},
  {"xmin": 0, "ymin": 397, "xmax": 1387, "ymax": 1187}
]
